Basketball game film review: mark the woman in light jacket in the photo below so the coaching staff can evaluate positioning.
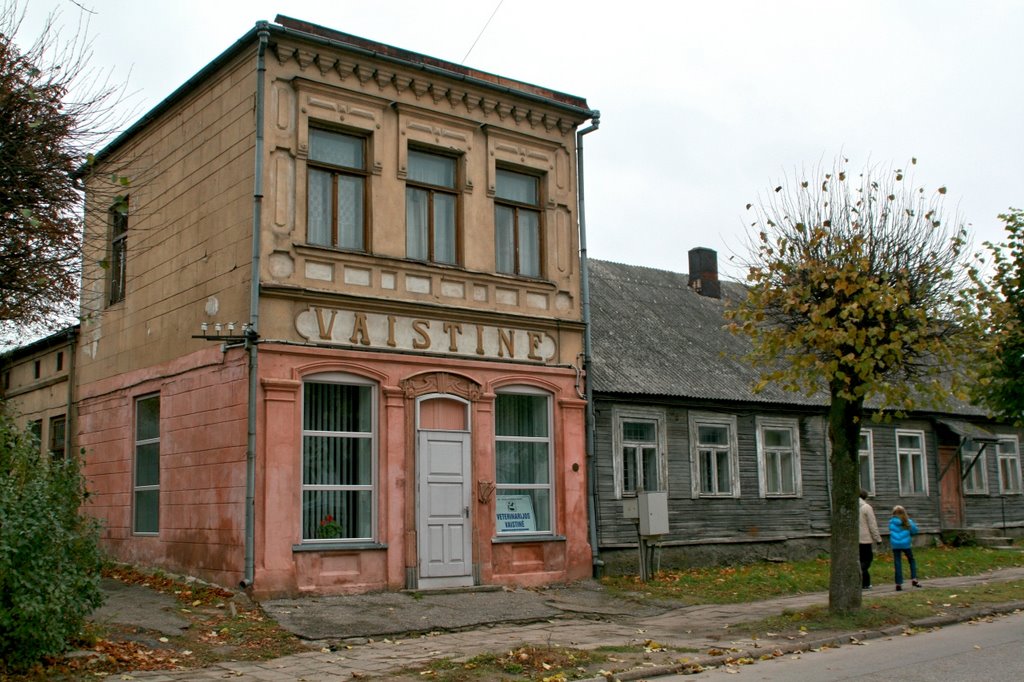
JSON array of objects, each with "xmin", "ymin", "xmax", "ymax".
[{"xmin": 889, "ymin": 505, "xmax": 921, "ymax": 591}]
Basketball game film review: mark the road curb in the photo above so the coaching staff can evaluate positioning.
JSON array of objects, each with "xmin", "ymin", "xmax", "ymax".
[{"xmin": 582, "ymin": 600, "xmax": 1024, "ymax": 681}]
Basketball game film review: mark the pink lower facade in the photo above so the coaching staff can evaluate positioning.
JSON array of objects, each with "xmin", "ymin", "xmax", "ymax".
[{"xmin": 79, "ymin": 343, "xmax": 591, "ymax": 598}]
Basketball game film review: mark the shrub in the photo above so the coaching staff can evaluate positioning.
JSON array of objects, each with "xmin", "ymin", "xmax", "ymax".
[{"xmin": 0, "ymin": 410, "xmax": 103, "ymax": 672}]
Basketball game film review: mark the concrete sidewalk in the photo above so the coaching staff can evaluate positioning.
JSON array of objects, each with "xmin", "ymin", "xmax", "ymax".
[{"xmin": 114, "ymin": 566, "xmax": 1024, "ymax": 681}]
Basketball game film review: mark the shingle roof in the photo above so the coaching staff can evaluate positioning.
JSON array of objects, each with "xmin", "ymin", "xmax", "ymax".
[{"xmin": 588, "ymin": 259, "xmax": 820, "ymax": 405}]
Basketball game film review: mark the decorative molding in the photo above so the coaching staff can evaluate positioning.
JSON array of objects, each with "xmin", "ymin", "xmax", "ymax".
[{"xmin": 399, "ymin": 372, "xmax": 483, "ymax": 401}]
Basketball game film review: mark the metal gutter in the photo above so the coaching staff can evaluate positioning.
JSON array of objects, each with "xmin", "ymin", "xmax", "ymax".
[
  {"xmin": 576, "ymin": 111, "xmax": 601, "ymax": 575},
  {"xmin": 241, "ymin": 21, "xmax": 269, "ymax": 590}
]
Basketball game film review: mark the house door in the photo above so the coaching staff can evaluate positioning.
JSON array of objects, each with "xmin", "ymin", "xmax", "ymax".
[
  {"xmin": 938, "ymin": 445, "xmax": 964, "ymax": 529},
  {"xmin": 417, "ymin": 430, "xmax": 473, "ymax": 586}
]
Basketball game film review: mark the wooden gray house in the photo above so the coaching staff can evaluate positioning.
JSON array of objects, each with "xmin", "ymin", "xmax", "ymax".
[{"xmin": 587, "ymin": 250, "xmax": 1024, "ymax": 573}]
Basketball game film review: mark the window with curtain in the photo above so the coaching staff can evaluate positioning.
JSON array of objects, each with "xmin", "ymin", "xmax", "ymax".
[
  {"xmin": 406, "ymin": 149, "xmax": 458, "ymax": 264},
  {"xmin": 134, "ymin": 395, "xmax": 160, "ymax": 534},
  {"xmin": 612, "ymin": 407, "xmax": 666, "ymax": 497},
  {"xmin": 896, "ymin": 430, "xmax": 928, "ymax": 495},
  {"xmin": 307, "ymin": 128, "xmax": 367, "ymax": 251},
  {"xmin": 302, "ymin": 379, "xmax": 375, "ymax": 541},
  {"xmin": 858, "ymin": 430, "xmax": 875, "ymax": 494},
  {"xmin": 690, "ymin": 413, "xmax": 738, "ymax": 497},
  {"xmin": 494, "ymin": 391, "xmax": 552, "ymax": 534},
  {"xmin": 494, "ymin": 168, "xmax": 541, "ymax": 277},
  {"xmin": 756, "ymin": 418, "xmax": 801, "ymax": 497},
  {"xmin": 997, "ymin": 437, "xmax": 1022, "ymax": 494}
]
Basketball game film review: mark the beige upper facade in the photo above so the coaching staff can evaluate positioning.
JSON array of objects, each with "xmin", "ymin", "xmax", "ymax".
[{"xmin": 79, "ymin": 16, "xmax": 595, "ymax": 384}]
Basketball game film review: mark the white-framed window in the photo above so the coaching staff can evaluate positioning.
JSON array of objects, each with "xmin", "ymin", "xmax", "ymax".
[
  {"xmin": 494, "ymin": 388, "xmax": 553, "ymax": 534},
  {"xmin": 301, "ymin": 374, "xmax": 377, "ymax": 542},
  {"xmin": 896, "ymin": 429, "xmax": 928, "ymax": 495},
  {"xmin": 307, "ymin": 128, "xmax": 368, "ymax": 251},
  {"xmin": 612, "ymin": 407, "xmax": 667, "ymax": 498},
  {"xmin": 495, "ymin": 168, "xmax": 542, "ymax": 278},
  {"xmin": 689, "ymin": 412, "xmax": 739, "ymax": 498},
  {"xmin": 756, "ymin": 417, "xmax": 801, "ymax": 497},
  {"xmin": 858, "ymin": 429, "xmax": 875, "ymax": 495},
  {"xmin": 133, "ymin": 394, "xmax": 160, "ymax": 534},
  {"xmin": 961, "ymin": 441, "xmax": 988, "ymax": 495},
  {"xmin": 406, "ymin": 148, "xmax": 458, "ymax": 264},
  {"xmin": 997, "ymin": 436, "xmax": 1022, "ymax": 494}
]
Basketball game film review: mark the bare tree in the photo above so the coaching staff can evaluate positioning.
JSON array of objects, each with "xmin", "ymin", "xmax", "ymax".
[
  {"xmin": 727, "ymin": 157, "xmax": 971, "ymax": 614},
  {"xmin": 0, "ymin": 1, "xmax": 127, "ymax": 344}
]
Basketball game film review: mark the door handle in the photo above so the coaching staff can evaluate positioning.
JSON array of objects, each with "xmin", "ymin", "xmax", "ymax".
[{"xmin": 464, "ymin": 506, "xmax": 470, "ymax": 518}]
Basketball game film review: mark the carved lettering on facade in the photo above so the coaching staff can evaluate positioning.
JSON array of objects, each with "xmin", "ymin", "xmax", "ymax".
[{"xmin": 295, "ymin": 307, "xmax": 558, "ymax": 364}]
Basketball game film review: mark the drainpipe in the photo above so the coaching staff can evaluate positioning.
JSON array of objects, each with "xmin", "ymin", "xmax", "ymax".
[
  {"xmin": 576, "ymin": 111, "xmax": 601, "ymax": 575},
  {"xmin": 242, "ymin": 22, "xmax": 269, "ymax": 589}
]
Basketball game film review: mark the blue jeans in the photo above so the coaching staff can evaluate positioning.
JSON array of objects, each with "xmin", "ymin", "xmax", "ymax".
[{"xmin": 893, "ymin": 547, "xmax": 917, "ymax": 585}]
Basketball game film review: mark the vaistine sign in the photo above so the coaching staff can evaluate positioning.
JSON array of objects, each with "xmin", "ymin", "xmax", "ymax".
[{"xmin": 295, "ymin": 306, "xmax": 558, "ymax": 364}]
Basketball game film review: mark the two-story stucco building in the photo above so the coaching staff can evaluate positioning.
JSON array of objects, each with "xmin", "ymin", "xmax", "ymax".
[{"xmin": 75, "ymin": 16, "xmax": 598, "ymax": 597}]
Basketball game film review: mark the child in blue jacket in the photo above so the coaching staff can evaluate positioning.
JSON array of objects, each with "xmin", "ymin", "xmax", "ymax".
[{"xmin": 889, "ymin": 505, "xmax": 921, "ymax": 591}]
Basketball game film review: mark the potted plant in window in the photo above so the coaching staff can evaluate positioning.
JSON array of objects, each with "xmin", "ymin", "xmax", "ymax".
[{"xmin": 318, "ymin": 514, "xmax": 343, "ymax": 539}]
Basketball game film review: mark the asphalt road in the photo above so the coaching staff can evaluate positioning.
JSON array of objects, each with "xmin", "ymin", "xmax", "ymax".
[{"xmin": 674, "ymin": 610, "xmax": 1024, "ymax": 681}]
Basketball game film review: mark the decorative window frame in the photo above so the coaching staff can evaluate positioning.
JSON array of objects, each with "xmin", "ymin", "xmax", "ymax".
[
  {"xmin": 611, "ymin": 406, "xmax": 668, "ymax": 499},
  {"xmin": 961, "ymin": 441, "xmax": 989, "ymax": 495},
  {"xmin": 299, "ymin": 371, "xmax": 379, "ymax": 544},
  {"xmin": 858, "ymin": 428, "xmax": 875, "ymax": 496},
  {"xmin": 895, "ymin": 428, "xmax": 929, "ymax": 496},
  {"xmin": 997, "ymin": 435, "xmax": 1023, "ymax": 495},
  {"xmin": 755, "ymin": 416, "xmax": 802, "ymax": 498},
  {"xmin": 688, "ymin": 411, "xmax": 740, "ymax": 499}
]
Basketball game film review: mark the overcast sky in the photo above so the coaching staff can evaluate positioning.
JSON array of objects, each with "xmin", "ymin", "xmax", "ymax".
[{"xmin": 18, "ymin": 0, "xmax": 1024, "ymax": 280}]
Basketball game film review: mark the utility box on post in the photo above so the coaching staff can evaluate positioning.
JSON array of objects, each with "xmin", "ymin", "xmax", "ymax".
[{"xmin": 637, "ymin": 491, "xmax": 669, "ymax": 536}]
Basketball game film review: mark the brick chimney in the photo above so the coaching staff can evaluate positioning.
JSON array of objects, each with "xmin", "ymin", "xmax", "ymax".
[{"xmin": 687, "ymin": 247, "xmax": 721, "ymax": 298}]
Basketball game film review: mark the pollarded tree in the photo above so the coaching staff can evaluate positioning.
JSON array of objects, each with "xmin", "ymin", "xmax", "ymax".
[
  {"xmin": 963, "ymin": 208, "xmax": 1024, "ymax": 427},
  {"xmin": 727, "ymin": 157, "xmax": 970, "ymax": 614},
  {"xmin": 0, "ymin": 3, "xmax": 125, "ymax": 342}
]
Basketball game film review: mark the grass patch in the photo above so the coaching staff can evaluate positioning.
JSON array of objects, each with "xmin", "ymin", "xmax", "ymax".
[
  {"xmin": 600, "ymin": 546, "xmax": 1024, "ymax": 605},
  {"xmin": 401, "ymin": 645, "xmax": 607, "ymax": 681},
  {"xmin": 734, "ymin": 579, "xmax": 1024, "ymax": 638}
]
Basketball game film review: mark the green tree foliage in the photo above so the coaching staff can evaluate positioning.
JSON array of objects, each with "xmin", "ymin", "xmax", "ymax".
[
  {"xmin": 726, "ymin": 157, "xmax": 970, "ymax": 614},
  {"xmin": 0, "ymin": 409, "xmax": 103, "ymax": 672},
  {"xmin": 963, "ymin": 209, "xmax": 1024, "ymax": 426},
  {"xmin": 0, "ymin": 3, "xmax": 124, "ymax": 341}
]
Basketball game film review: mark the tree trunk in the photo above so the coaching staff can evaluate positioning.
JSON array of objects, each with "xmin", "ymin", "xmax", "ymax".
[{"xmin": 827, "ymin": 391, "xmax": 865, "ymax": 614}]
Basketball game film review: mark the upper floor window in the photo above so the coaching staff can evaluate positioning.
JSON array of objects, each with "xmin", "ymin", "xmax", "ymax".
[
  {"xmin": 689, "ymin": 412, "xmax": 739, "ymax": 498},
  {"xmin": 307, "ymin": 129, "xmax": 367, "ymax": 251},
  {"xmin": 997, "ymin": 436, "xmax": 1022, "ymax": 494},
  {"xmin": 495, "ymin": 169, "xmax": 541, "ymax": 278},
  {"xmin": 134, "ymin": 395, "xmax": 160, "ymax": 534},
  {"xmin": 494, "ymin": 389, "xmax": 552, "ymax": 535},
  {"xmin": 406, "ymin": 149, "xmax": 458, "ymax": 265},
  {"xmin": 858, "ymin": 429, "xmax": 875, "ymax": 495},
  {"xmin": 108, "ymin": 199, "xmax": 128, "ymax": 305},
  {"xmin": 612, "ymin": 407, "xmax": 666, "ymax": 498},
  {"xmin": 962, "ymin": 442, "xmax": 988, "ymax": 495},
  {"xmin": 756, "ymin": 417, "xmax": 801, "ymax": 497},
  {"xmin": 48, "ymin": 414, "xmax": 66, "ymax": 460},
  {"xmin": 301, "ymin": 377, "xmax": 376, "ymax": 542},
  {"xmin": 896, "ymin": 429, "xmax": 928, "ymax": 495}
]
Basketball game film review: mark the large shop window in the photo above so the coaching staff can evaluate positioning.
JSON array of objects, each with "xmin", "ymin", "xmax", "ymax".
[
  {"xmin": 307, "ymin": 128, "xmax": 367, "ymax": 251},
  {"xmin": 690, "ymin": 412, "xmax": 739, "ymax": 498},
  {"xmin": 134, "ymin": 395, "xmax": 160, "ymax": 534},
  {"xmin": 896, "ymin": 430, "xmax": 928, "ymax": 495},
  {"xmin": 494, "ymin": 390, "xmax": 552, "ymax": 535},
  {"xmin": 858, "ymin": 429, "xmax": 875, "ymax": 495},
  {"xmin": 406, "ymin": 149, "xmax": 458, "ymax": 264},
  {"xmin": 756, "ymin": 417, "xmax": 802, "ymax": 497},
  {"xmin": 997, "ymin": 436, "xmax": 1022, "ymax": 494},
  {"xmin": 494, "ymin": 169, "xmax": 541, "ymax": 278},
  {"xmin": 301, "ymin": 379, "xmax": 375, "ymax": 542},
  {"xmin": 612, "ymin": 407, "xmax": 666, "ymax": 498}
]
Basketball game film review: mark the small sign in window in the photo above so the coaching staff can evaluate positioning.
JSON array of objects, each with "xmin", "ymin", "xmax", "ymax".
[{"xmin": 496, "ymin": 494, "xmax": 536, "ymax": 533}]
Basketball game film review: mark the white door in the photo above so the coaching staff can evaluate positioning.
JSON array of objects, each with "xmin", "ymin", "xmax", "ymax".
[{"xmin": 417, "ymin": 430, "xmax": 473, "ymax": 585}]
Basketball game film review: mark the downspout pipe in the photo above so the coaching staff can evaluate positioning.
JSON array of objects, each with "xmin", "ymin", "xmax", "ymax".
[
  {"xmin": 576, "ymin": 111, "xmax": 601, "ymax": 575},
  {"xmin": 242, "ymin": 21, "xmax": 269, "ymax": 589}
]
